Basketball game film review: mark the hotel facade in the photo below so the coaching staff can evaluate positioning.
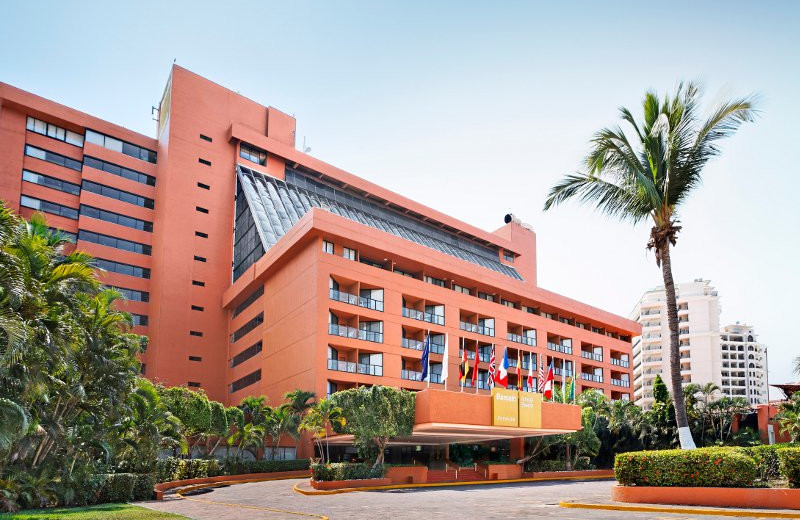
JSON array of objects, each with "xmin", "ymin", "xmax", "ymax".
[{"xmin": 0, "ymin": 66, "xmax": 639, "ymax": 460}]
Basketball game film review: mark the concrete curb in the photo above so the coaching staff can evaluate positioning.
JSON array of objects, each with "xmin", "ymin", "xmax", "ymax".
[{"xmin": 559, "ymin": 501, "xmax": 800, "ymax": 518}]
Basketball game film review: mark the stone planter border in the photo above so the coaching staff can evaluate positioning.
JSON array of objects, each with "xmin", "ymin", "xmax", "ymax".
[{"xmin": 612, "ymin": 485, "xmax": 800, "ymax": 511}]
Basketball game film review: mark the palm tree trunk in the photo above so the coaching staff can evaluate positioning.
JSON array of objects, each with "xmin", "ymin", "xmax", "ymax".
[{"xmin": 660, "ymin": 243, "xmax": 696, "ymax": 449}]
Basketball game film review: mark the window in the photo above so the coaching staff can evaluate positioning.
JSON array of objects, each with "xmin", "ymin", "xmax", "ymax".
[
  {"xmin": 20, "ymin": 195, "xmax": 78, "ymax": 219},
  {"xmin": 503, "ymin": 251, "xmax": 515, "ymax": 262},
  {"xmin": 240, "ymin": 143, "xmax": 267, "ymax": 165},
  {"xmin": 192, "ymin": 280, "xmax": 205, "ymax": 287},
  {"xmin": 81, "ymin": 180, "xmax": 155, "ymax": 208},
  {"xmin": 453, "ymin": 284, "xmax": 470, "ymax": 295},
  {"xmin": 198, "ymin": 158, "xmax": 211, "ymax": 166},
  {"xmin": 195, "ymin": 231, "xmax": 208, "ymax": 238},
  {"xmin": 24, "ymin": 145, "xmax": 82, "ymax": 171},
  {"xmin": 199, "ymin": 134, "xmax": 212, "ymax": 142},
  {"xmin": 322, "ymin": 240, "xmax": 334, "ymax": 254},
  {"xmin": 424, "ymin": 275, "xmax": 445, "ymax": 287},
  {"xmin": 78, "ymin": 230, "xmax": 151, "ymax": 255},
  {"xmin": 394, "ymin": 267, "xmax": 415, "ymax": 278},
  {"xmin": 131, "ymin": 314, "xmax": 148, "ymax": 326},
  {"xmin": 94, "ymin": 258, "xmax": 150, "ymax": 278},
  {"xmin": 194, "ymin": 255, "xmax": 206, "ymax": 262},
  {"xmin": 188, "ymin": 382, "xmax": 201, "ymax": 388},
  {"xmin": 232, "ymin": 286, "xmax": 264, "ymax": 318},
  {"xmin": 107, "ymin": 286, "xmax": 149, "ymax": 302},
  {"xmin": 196, "ymin": 206, "xmax": 209, "ymax": 214},
  {"xmin": 80, "ymin": 205, "xmax": 153, "ymax": 232},
  {"xmin": 230, "ymin": 369, "xmax": 261, "ymax": 393},
  {"xmin": 191, "ymin": 305, "xmax": 204, "ymax": 311},
  {"xmin": 189, "ymin": 355, "xmax": 202, "ymax": 362},
  {"xmin": 502, "ymin": 299, "xmax": 516, "ymax": 309},
  {"xmin": 27, "ymin": 116, "xmax": 84, "ymax": 146},
  {"xmin": 343, "ymin": 247, "xmax": 357, "ymax": 260},
  {"xmin": 83, "ymin": 156, "xmax": 156, "ymax": 186},
  {"xmin": 85, "ymin": 129, "xmax": 156, "ymax": 163},
  {"xmin": 231, "ymin": 341, "xmax": 262, "ymax": 367},
  {"xmin": 197, "ymin": 182, "xmax": 210, "ymax": 190},
  {"xmin": 232, "ymin": 312, "xmax": 264, "ymax": 342},
  {"xmin": 478, "ymin": 291, "xmax": 495, "ymax": 302},
  {"xmin": 190, "ymin": 331, "xmax": 203, "ymax": 337},
  {"xmin": 22, "ymin": 170, "xmax": 81, "ymax": 195}
]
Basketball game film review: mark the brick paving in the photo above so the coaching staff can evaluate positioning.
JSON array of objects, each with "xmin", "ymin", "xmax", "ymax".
[{"xmin": 138, "ymin": 478, "xmax": 796, "ymax": 520}]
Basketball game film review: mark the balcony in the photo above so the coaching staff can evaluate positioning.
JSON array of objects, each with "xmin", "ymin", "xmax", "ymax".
[
  {"xmin": 329, "ymin": 288, "xmax": 384, "ymax": 312},
  {"xmin": 612, "ymin": 378, "xmax": 631, "ymax": 388},
  {"xmin": 401, "ymin": 369, "xmax": 422, "ymax": 381},
  {"xmin": 327, "ymin": 358, "xmax": 356, "ymax": 373},
  {"xmin": 357, "ymin": 363, "xmax": 383, "ymax": 376},
  {"xmin": 547, "ymin": 342, "xmax": 573, "ymax": 355},
  {"xmin": 580, "ymin": 373, "xmax": 603, "ymax": 383},
  {"xmin": 328, "ymin": 323, "xmax": 383, "ymax": 343},
  {"xmin": 402, "ymin": 307, "xmax": 445, "ymax": 326},
  {"xmin": 610, "ymin": 358, "xmax": 630, "ymax": 368},
  {"xmin": 460, "ymin": 321, "xmax": 494, "ymax": 337},
  {"xmin": 580, "ymin": 351, "xmax": 603, "ymax": 362},
  {"xmin": 507, "ymin": 333, "xmax": 536, "ymax": 346},
  {"xmin": 553, "ymin": 367, "xmax": 573, "ymax": 377},
  {"xmin": 401, "ymin": 337, "xmax": 424, "ymax": 350}
]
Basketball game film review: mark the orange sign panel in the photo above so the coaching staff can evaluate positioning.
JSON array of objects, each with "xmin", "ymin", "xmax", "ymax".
[
  {"xmin": 491, "ymin": 388, "xmax": 519, "ymax": 427},
  {"xmin": 519, "ymin": 391, "xmax": 542, "ymax": 428}
]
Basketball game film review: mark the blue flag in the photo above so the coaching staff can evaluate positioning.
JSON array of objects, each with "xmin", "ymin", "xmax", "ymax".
[{"xmin": 420, "ymin": 333, "xmax": 430, "ymax": 382}]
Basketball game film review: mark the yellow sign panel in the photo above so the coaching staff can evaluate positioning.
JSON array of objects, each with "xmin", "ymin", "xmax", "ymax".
[
  {"xmin": 491, "ymin": 388, "xmax": 519, "ymax": 427},
  {"xmin": 519, "ymin": 391, "xmax": 542, "ymax": 428}
]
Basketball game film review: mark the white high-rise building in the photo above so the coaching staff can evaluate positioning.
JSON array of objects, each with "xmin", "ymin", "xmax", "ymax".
[{"xmin": 630, "ymin": 279, "xmax": 768, "ymax": 409}]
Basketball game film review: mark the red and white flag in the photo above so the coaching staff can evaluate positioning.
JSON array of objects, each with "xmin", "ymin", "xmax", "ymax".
[
  {"xmin": 537, "ymin": 355, "xmax": 546, "ymax": 392},
  {"xmin": 543, "ymin": 362, "xmax": 555, "ymax": 400},
  {"xmin": 527, "ymin": 352, "xmax": 534, "ymax": 391},
  {"xmin": 487, "ymin": 345, "xmax": 496, "ymax": 390}
]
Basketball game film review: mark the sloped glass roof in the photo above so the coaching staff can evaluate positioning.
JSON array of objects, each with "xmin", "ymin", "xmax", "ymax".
[{"xmin": 235, "ymin": 164, "xmax": 522, "ymax": 280}]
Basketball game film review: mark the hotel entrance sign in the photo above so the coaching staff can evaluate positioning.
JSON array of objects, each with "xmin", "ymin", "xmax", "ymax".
[
  {"xmin": 491, "ymin": 388, "xmax": 519, "ymax": 427},
  {"xmin": 519, "ymin": 391, "xmax": 542, "ymax": 428}
]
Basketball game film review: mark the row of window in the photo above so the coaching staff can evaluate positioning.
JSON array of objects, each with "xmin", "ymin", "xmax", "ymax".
[
  {"xmin": 230, "ymin": 369, "xmax": 261, "ymax": 393},
  {"xmin": 233, "ymin": 286, "xmax": 264, "ymax": 318},
  {"xmin": 85, "ymin": 129, "xmax": 157, "ymax": 163},
  {"xmin": 231, "ymin": 312, "xmax": 264, "ymax": 343},
  {"xmin": 106, "ymin": 285, "xmax": 149, "ymax": 302},
  {"xmin": 240, "ymin": 142, "xmax": 267, "ymax": 166},
  {"xmin": 82, "ymin": 180, "xmax": 155, "ymax": 209},
  {"xmin": 84, "ymin": 156, "xmax": 156, "ymax": 186},
  {"xmin": 22, "ymin": 169, "xmax": 81, "ymax": 195},
  {"xmin": 80, "ymin": 204, "xmax": 153, "ymax": 232},
  {"xmin": 94, "ymin": 257, "xmax": 150, "ymax": 279},
  {"xmin": 27, "ymin": 117, "xmax": 84, "ymax": 147},
  {"xmin": 231, "ymin": 340, "xmax": 262, "ymax": 367},
  {"xmin": 78, "ymin": 229, "xmax": 151, "ymax": 255},
  {"xmin": 25, "ymin": 144, "xmax": 82, "ymax": 171},
  {"xmin": 20, "ymin": 195, "xmax": 78, "ymax": 219}
]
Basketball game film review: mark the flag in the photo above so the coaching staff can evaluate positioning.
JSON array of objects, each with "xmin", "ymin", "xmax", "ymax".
[
  {"xmin": 517, "ymin": 349, "xmax": 522, "ymax": 388},
  {"xmin": 441, "ymin": 333, "xmax": 449, "ymax": 384},
  {"xmin": 471, "ymin": 344, "xmax": 479, "ymax": 387},
  {"xmin": 495, "ymin": 347, "xmax": 509, "ymax": 388},
  {"xmin": 543, "ymin": 361, "xmax": 554, "ymax": 400},
  {"xmin": 459, "ymin": 339, "xmax": 470, "ymax": 387},
  {"xmin": 420, "ymin": 332, "xmax": 430, "ymax": 383},
  {"xmin": 567, "ymin": 374, "xmax": 575, "ymax": 402},
  {"xmin": 537, "ymin": 355, "xmax": 546, "ymax": 392},
  {"xmin": 527, "ymin": 352, "xmax": 534, "ymax": 391},
  {"xmin": 487, "ymin": 345, "xmax": 496, "ymax": 390}
]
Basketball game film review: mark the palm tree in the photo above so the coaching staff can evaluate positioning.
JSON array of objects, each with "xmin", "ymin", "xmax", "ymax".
[
  {"xmin": 544, "ymin": 83, "xmax": 757, "ymax": 448},
  {"xmin": 267, "ymin": 406, "xmax": 300, "ymax": 460},
  {"xmin": 299, "ymin": 398, "xmax": 345, "ymax": 463},
  {"xmin": 793, "ymin": 356, "xmax": 800, "ymax": 377},
  {"xmin": 283, "ymin": 389, "xmax": 316, "ymax": 416},
  {"xmin": 776, "ymin": 394, "xmax": 800, "ymax": 443}
]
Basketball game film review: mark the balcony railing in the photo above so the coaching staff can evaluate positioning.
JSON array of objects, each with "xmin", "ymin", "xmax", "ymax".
[
  {"xmin": 479, "ymin": 352, "xmax": 490, "ymax": 362},
  {"xmin": 430, "ymin": 373, "xmax": 443, "ymax": 384},
  {"xmin": 610, "ymin": 357, "xmax": 629, "ymax": 368},
  {"xmin": 580, "ymin": 373, "xmax": 603, "ymax": 383},
  {"xmin": 553, "ymin": 367, "xmax": 573, "ymax": 377},
  {"xmin": 612, "ymin": 378, "xmax": 631, "ymax": 388},
  {"xmin": 402, "ymin": 307, "xmax": 444, "ymax": 326},
  {"xmin": 547, "ymin": 342, "xmax": 573, "ymax": 355},
  {"xmin": 327, "ymin": 358, "xmax": 356, "ymax": 373},
  {"xmin": 358, "ymin": 329, "xmax": 384, "ymax": 343},
  {"xmin": 402, "ymin": 337, "xmax": 424, "ymax": 350},
  {"xmin": 459, "ymin": 349, "xmax": 476, "ymax": 360},
  {"xmin": 357, "ymin": 363, "xmax": 383, "ymax": 376},
  {"xmin": 327, "ymin": 323, "xmax": 383, "ymax": 343},
  {"xmin": 329, "ymin": 288, "xmax": 384, "ymax": 312},
  {"xmin": 459, "ymin": 321, "xmax": 494, "ymax": 337},
  {"xmin": 429, "ymin": 342, "xmax": 445, "ymax": 355},
  {"xmin": 580, "ymin": 351, "xmax": 603, "ymax": 362},
  {"xmin": 507, "ymin": 333, "xmax": 536, "ymax": 346},
  {"xmin": 401, "ymin": 369, "xmax": 422, "ymax": 381}
]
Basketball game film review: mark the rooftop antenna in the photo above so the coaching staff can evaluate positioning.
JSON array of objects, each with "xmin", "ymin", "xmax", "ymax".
[{"xmin": 302, "ymin": 136, "xmax": 311, "ymax": 153}]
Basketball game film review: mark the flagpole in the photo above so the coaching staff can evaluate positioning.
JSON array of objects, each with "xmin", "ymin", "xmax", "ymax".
[
  {"xmin": 426, "ymin": 329, "xmax": 430, "ymax": 389},
  {"xmin": 460, "ymin": 336, "xmax": 464, "ymax": 393}
]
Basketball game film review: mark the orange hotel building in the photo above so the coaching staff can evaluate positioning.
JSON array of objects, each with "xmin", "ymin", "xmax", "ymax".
[{"xmin": 0, "ymin": 66, "xmax": 639, "ymax": 461}]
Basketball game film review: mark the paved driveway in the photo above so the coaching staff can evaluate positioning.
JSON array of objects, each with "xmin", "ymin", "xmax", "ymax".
[{"xmin": 139, "ymin": 478, "xmax": 785, "ymax": 520}]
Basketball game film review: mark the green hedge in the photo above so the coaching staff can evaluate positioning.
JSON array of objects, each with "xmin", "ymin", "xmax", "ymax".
[
  {"xmin": 96, "ymin": 474, "xmax": 136, "ymax": 504},
  {"xmin": 778, "ymin": 448, "xmax": 800, "ymax": 488},
  {"xmin": 740, "ymin": 444, "xmax": 787, "ymax": 481},
  {"xmin": 615, "ymin": 448, "xmax": 757, "ymax": 487},
  {"xmin": 132, "ymin": 473, "xmax": 156, "ymax": 501},
  {"xmin": 525, "ymin": 457, "xmax": 592, "ymax": 473},
  {"xmin": 224, "ymin": 459, "xmax": 309, "ymax": 475},
  {"xmin": 311, "ymin": 463, "xmax": 384, "ymax": 482},
  {"xmin": 155, "ymin": 458, "xmax": 222, "ymax": 483}
]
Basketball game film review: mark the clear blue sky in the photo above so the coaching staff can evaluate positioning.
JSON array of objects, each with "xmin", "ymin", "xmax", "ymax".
[{"xmin": 2, "ymin": 1, "xmax": 798, "ymax": 393}]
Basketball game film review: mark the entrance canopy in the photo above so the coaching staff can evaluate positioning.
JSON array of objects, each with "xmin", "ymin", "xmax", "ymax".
[{"xmin": 327, "ymin": 388, "xmax": 582, "ymax": 446}]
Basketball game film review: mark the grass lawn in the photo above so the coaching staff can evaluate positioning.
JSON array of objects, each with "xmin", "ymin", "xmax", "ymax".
[{"xmin": 0, "ymin": 503, "xmax": 189, "ymax": 520}]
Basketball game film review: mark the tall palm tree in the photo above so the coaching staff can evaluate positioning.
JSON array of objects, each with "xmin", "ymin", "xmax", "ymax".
[
  {"xmin": 544, "ymin": 83, "xmax": 757, "ymax": 448},
  {"xmin": 793, "ymin": 356, "xmax": 800, "ymax": 378}
]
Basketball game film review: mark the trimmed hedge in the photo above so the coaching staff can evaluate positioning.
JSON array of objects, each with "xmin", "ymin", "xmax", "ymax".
[
  {"xmin": 740, "ymin": 444, "xmax": 786, "ymax": 481},
  {"xmin": 615, "ymin": 448, "xmax": 757, "ymax": 487},
  {"xmin": 95, "ymin": 474, "xmax": 136, "ymax": 504},
  {"xmin": 155, "ymin": 458, "xmax": 222, "ymax": 483},
  {"xmin": 224, "ymin": 459, "xmax": 309, "ymax": 475},
  {"xmin": 525, "ymin": 457, "xmax": 592, "ymax": 473},
  {"xmin": 132, "ymin": 473, "xmax": 156, "ymax": 501},
  {"xmin": 311, "ymin": 463, "xmax": 385, "ymax": 482},
  {"xmin": 778, "ymin": 448, "xmax": 800, "ymax": 488}
]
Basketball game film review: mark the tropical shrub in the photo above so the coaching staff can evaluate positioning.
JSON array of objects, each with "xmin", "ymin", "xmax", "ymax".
[
  {"xmin": 96, "ymin": 474, "xmax": 137, "ymax": 504},
  {"xmin": 740, "ymin": 444, "xmax": 797, "ymax": 482},
  {"xmin": 310, "ymin": 463, "xmax": 384, "ymax": 481},
  {"xmin": 615, "ymin": 448, "xmax": 757, "ymax": 487},
  {"xmin": 132, "ymin": 473, "xmax": 156, "ymax": 501},
  {"xmin": 778, "ymin": 447, "xmax": 800, "ymax": 487},
  {"xmin": 224, "ymin": 459, "xmax": 309, "ymax": 475},
  {"xmin": 155, "ymin": 457, "xmax": 221, "ymax": 483}
]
